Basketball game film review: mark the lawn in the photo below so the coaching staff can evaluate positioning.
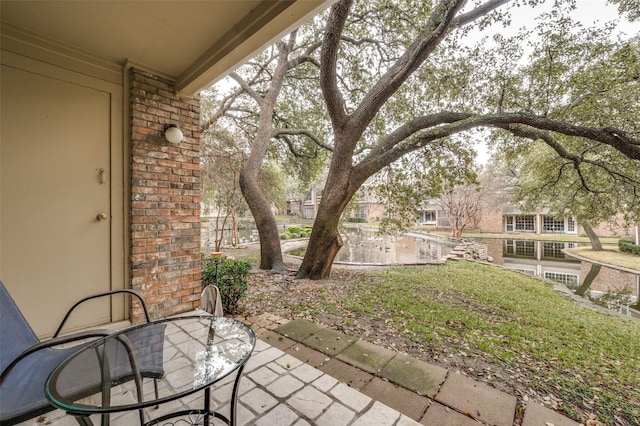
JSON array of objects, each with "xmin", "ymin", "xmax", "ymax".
[
  {"xmin": 241, "ymin": 260, "xmax": 640, "ymax": 425},
  {"xmin": 565, "ymin": 245, "xmax": 640, "ymax": 272}
]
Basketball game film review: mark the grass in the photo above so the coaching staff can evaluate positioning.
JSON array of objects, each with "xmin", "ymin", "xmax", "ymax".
[
  {"xmin": 565, "ymin": 245, "xmax": 640, "ymax": 272},
  {"xmin": 351, "ymin": 263, "xmax": 640, "ymax": 424},
  {"xmin": 225, "ymin": 230, "xmax": 639, "ymax": 422},
  {"xmin": 247, "ymin": 260, "xmax": 640, "ymax": 425}
]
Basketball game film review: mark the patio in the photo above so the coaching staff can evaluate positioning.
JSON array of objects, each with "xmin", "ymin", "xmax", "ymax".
[{"xmin": 19, "ymin": 313, "xmax": 578, "ymax": 426}]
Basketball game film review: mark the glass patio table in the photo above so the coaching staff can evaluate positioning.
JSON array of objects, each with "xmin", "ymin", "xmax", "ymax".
[{"xmin": 45, "ymin": 316, "xmax": 256, "ymax": 426}]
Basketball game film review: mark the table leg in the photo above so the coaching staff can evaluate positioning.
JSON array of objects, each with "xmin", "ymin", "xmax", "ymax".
[
  {"xmin": 204, "ymin": 386, "xmax": 211, "ymax": 425},
  {"xmin": 72, "ymin": 415, "xmax": 94, "ymax": 426},
  {"xmin": 96, "ymin": 346, "xmax": 111, "ymax": 426},
  {"xmin": 229, "ymin": 364, "xmax": 246, "ymax": 426}
]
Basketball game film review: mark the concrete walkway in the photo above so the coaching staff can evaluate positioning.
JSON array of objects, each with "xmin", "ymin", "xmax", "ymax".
[
  {"xmin": 243, "ymin": 314, "xmax": 580, "ymax": 426},
  {"xmin": 19, "ymin": 313, "xmax": 580, "ymax": 426}
]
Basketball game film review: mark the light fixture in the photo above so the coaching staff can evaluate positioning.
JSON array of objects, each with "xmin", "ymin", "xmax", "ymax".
[{"xmin": 164, "ymin": 124, "xmax": 183, "ymax": 143}]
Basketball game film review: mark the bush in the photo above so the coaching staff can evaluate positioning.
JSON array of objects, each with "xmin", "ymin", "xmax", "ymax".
[
  {"xmin": 287, "ymin": 225, "xmax": 303, "ymax": 234},
  {"xmin": 201, "ymin": 256, "xmax": 251, "ymax": 314},
  {"xmin": 347, "ymin": 217, "xmax": 366, "ymax": 223},
  {"xmin": 619, "ymin": 238, "xmax": 640, "ymax": 255},
  {"xmin": 280, "ymin": 233, "xmax": 290, "ymax": 240}
]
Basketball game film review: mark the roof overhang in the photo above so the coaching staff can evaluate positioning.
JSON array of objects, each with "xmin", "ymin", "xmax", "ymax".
[{"xmin": 0, "ymin": 0, "xmax": 334, "ymax": 96}]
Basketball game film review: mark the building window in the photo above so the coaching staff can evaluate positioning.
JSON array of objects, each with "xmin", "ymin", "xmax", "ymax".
[
  {"xmin": 567, "ymin": 217, "xmax": 576, "ymax": 233},
  {"xmin": 544, "ymin": 271, "xmax": 579, "ymax": 289},
  {"xmin": 352, "ymin": 207, "xmax": 367, "ymax": 219},
  {"xmin": 419, "ymin": 210, "xmax": 436, "ymax": 224},
  {"xmin": 505, "ymin": 215, "xmax": 535, "ymax": 232},
  {"xmin": 505, "ymin": 216, "xmax": 514, "ymax": 232},
  {"xmin": 303, "ymin": 207, "xmax": 314, "ymax": 219},
  {"xmin": 542, "ymin": 216, "xmax": 565, "ymax": 233}
]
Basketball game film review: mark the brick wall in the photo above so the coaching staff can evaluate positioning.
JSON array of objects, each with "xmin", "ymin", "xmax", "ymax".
[
  {"xmin": 129, "ymin": 68, "xmax": 201, "ymax": 321},
  {"xmin": 477, "ymin": 207, "xmax": 503, "ymax": 233}
]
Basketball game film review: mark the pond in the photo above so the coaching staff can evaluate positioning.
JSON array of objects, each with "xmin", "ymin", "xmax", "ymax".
[{"xmin": 335, "ymin": 227, "xmax": 458, "ymax": 264}]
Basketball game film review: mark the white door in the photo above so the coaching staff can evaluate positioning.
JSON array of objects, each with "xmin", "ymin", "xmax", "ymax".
[{"xmin": 1, "ymin": 65, "xmax": 112, "ymax": 337}]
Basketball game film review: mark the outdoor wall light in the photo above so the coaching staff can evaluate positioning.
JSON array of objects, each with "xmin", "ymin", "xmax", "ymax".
[{"xmin": 164, "ymin": 124, "xmax": 183, "ymax": 143}]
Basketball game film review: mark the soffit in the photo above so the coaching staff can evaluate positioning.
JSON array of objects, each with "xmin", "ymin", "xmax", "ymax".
[{"xmin": 0, "ymin": 0, "xmax": 331, "ymax": 95}]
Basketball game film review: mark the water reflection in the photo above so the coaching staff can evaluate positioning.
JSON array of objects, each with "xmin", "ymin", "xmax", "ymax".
[
  {"xmin": 335, "ymin": 228, "xmax": 457, "ymax": 264},
  {"xmin": 478, "ymin": 238, "xmax": 639, "ymax": 315}
]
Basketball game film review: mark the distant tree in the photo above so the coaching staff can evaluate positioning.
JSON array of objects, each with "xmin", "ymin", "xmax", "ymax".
[
  {"xmin": 202, "ymin": 30, "xmax": 327, "ymax": 272},
  {"xmin": 200, "ymin": 127, "xmax": 247, "ymax": 250},
  {"xmin": 503, "ymin": 36, "xmax": 640, "ymax": 249},
  {"xmin": 440, "ymin": 184, "xmax": 482, "ymax": 238},
  {"xmin": 477, "ymin": 160, "xmax": 515, "ymax": 223},
  {"xmin": 370, "ymin": 157, "xmax": 475, "ymax": 235}
]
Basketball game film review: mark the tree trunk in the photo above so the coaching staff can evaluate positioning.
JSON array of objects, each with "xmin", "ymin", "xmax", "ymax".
[
  {"xmin": 238, "ymin": 39, "xmax": 292, "ymax": 273},
  {"xmin": 231, "ymin": 212, "xmax": 238, "ymax": 247},
  {"xmin": 296, "ymin": 205, "xmax": 344, "ymax": 279},
  {"xmin": 582, "ymin": 221, "xmax": 603, "ymax": 251},
  {"xmin": 297, "ymin": 154, "xmax": 359, "ymax": 279},
  {"xmin": 240, "ymin": 170, "xmax": 286, "ymax": 271}
]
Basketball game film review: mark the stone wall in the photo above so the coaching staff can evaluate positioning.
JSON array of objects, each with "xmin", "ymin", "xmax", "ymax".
[{"xmin": 129, "ymin": 68, "xmax": 202, "ymax": 321}]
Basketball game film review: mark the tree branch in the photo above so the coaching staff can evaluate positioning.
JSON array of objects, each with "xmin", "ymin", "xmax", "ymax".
[
  {"xmin": 354, "ymin": 111, "xmax": 640, "ymax": 182},
  {"xmin": 229, "ymin": 71, "xmax": 263, "ymax": 105},
  {"xmin": 451, "ymin": 0, "xmax": 512, "ymax": 28},
  {"xmin": 275, "ymin": 128, "xmax": 334, "ymax": 152},
  {"xmin": 320, "ymin": 0, "xmax": 352, "ymax": 131},
  {"xmin": 348, "ymin": 0, "xmax": 466, "ymax": 140}
]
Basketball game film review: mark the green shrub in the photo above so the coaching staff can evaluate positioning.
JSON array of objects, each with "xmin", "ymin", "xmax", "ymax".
[
  {"xmin": 619, "ymin": 238, "xmax": 640, "ymax": 255},
  {"xmin": 280, "ymin": 233, "xmax": 290, "ymax": 240},
  {"xmin": 287, "ymin": 225, "xmax": 303, "ymax": 234},
  {"xmin": 347, "ymin": 217, "xmax": 366, "ymax": 223},
  {"xmin": 201, "ymin": 256, "xmax": 251, "ymax": 314}
]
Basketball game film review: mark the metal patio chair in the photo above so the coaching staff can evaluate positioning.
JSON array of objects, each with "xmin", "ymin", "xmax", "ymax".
[{"xmin": 0, "ymin": 280, "xmax": 164, "ymax": 425}]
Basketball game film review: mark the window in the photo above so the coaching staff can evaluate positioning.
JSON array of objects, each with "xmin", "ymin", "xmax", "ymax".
[
  {"xmin": 505, "ymin": 216, "xmax": 514, "ymax": 232},
  {"xmin": 353, "ymin": 207, "xmax": 367, "ymax": 219},
  {"xmin": 515, "ymin": 215, "xmax": 535, "ymax": 232},
  {"xmin": 303, "ymin": 207, "xmax": 314, "ymax": 219},
  {"xmin": 544, "ymin": 271, "xmax": 579, "ymax": 288},
  {"xmin": 567, "ymin": 217, "xmax": 576, "ymax": 233},
  {"xmin": 420, "ymin": 210, "xmax": 436, "ymax": 223},
  {"xmin": 505, "ymin": 215, "xmax": 535, "ymax": 232},
  {"xmin": 542, "ymin": 216, "xmax": 565, "ymax": 233}
]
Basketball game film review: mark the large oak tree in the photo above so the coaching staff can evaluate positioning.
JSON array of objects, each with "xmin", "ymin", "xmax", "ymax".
[
  {"xmin": 203, "ymin": 0, "xmax": 640, "ymax": 279},
  {"xmin": 298, "ymin": 0, "xmax": 639, "ymax": 279}
]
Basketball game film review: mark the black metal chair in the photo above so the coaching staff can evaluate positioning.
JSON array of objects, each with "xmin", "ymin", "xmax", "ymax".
[{"xmin": 0, "ymin": 280, "xmax": 164, "ymax": 425}]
